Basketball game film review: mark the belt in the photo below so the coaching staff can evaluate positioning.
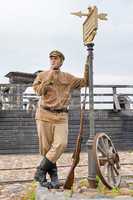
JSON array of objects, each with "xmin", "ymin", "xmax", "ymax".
[{"xmin": 41, "ymin": 105, "xmax": 68, "ymax": 113}]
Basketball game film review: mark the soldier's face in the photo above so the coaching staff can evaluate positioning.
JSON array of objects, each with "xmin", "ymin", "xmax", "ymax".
[{"xmin": 50, "ymin": 56, "xmax": 62, "ymax": 70}]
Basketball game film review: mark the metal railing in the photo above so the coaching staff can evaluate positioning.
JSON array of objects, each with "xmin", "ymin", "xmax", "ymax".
[
  {"xmin": 0, "ymin": 84, "xmax": 133, "ymax": 110},
  {"xmin": 81, "ymin": 85, "xmax": 133, "ymax": 110},
  {"xmin": 0, "ymin": 84, "xmax": 35, "ymax": 110}
]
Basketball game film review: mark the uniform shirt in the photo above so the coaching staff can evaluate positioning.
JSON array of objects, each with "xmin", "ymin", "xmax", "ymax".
[{"xmin": 33, "ymin": 69, "xmax": 88, "ymax": 122}]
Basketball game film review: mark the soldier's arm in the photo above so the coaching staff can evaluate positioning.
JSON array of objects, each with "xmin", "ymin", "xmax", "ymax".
[
  {"xmin": 32, "ymin": 72, "xmax": 53, "ymax": 96},
  {"xmin": 69, "ymin": 60, "xmax": 89, "ymax": 89}
]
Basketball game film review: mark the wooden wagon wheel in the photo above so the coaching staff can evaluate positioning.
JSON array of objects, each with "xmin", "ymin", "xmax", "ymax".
[{"xmin": 93, "ymin": 133, "xmax": 121, "ymax": 189}]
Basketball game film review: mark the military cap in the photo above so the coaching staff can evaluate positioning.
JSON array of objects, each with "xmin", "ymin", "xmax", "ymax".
[{"xmin": 49, "ymin": 50, "xmax": 65, "ymax": 61}]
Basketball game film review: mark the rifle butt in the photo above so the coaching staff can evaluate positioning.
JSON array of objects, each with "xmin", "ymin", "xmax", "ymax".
[{"xmin": 63, "ymin": 170, "xmax": 74, "ymax": 189}]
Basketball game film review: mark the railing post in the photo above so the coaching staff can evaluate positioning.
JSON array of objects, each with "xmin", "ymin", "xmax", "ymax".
[
  {"xmin": 112, "ymin": 86, "xmax": 117, "ymax": 96},
  {"xmin": 112, "ymin": 86, "xmax": 121, "ymax": 111}
]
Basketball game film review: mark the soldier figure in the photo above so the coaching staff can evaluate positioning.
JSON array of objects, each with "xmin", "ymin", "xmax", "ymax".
[{"xmin": 33, "ymin": 50, "xmax": 88, "ymax": 189}]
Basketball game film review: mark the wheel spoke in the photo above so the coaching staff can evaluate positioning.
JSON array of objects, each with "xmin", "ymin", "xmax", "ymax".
[
  {"xmin": 112, "ymin": 164, "xmax": 119, "ymax": 175},
  {"xmin": 98, "ymin": 144, "xmax": 107, "ymax": 157},
  {"xmin": 107, "ymin": 164, "xmax": 112, "ymax": 183},
  {"xmin": 104, "ymin": 138, "xmax": 110, "ymax": 151},
  {"xmin": 100, "ymin": 137, "xmax": 107, "ymax": 152},
  {"xmin": 103, "ymin": 161, "xmax": 108, "ymax": 173},
  {"xmin": 110, "ymin": 165, "xmax": 117, "ymax": 184},
  {"xmin": 109, "ymin": 146, "xmax": 113, "ymax": 154}
]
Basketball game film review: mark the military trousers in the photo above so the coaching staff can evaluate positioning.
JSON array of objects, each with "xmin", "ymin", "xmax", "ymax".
[{"xmin": 36, "ymin": 119, "xmax": 68, "ymax": 163}]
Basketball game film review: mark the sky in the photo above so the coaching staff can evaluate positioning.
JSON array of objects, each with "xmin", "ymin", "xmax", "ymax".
[{"xmin": 0, "ymin": 0, "xmax": 133, "ymax": 84}]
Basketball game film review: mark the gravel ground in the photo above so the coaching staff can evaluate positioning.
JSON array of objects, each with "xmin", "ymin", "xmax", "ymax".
[{"xmin": 0, "ymin": 151, "xmax": 133, "ymax": 199}]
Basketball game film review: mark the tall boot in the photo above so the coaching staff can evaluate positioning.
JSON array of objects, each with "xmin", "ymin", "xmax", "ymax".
[
  {"xmin": 34, "ymin": 157, "xmax": 46, "ymax": 182},
  {"xmin": 48, "ymin": 163, "xmax": 60, "ymax": 189},
  {"xmin": 34, "ymin": 156, "xmax": 54, "ymax": 188}
]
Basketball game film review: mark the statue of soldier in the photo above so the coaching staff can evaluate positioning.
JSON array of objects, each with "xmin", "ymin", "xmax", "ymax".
[{"xmin": 32, "ymin": 50, "xmax": 89, "ymax": 189}]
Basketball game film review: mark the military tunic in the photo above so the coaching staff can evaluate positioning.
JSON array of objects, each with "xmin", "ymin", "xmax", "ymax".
[{"xmin": 33, "ymin": 68, "xmax": 88, "ymax": 163}]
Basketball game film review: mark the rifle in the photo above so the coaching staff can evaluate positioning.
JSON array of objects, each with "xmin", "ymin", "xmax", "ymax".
[{"xmin": 63, "ymin": 85, "xmax": 87, "ymax": 189}]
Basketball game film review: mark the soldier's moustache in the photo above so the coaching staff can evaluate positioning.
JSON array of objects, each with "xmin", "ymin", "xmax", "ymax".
[
  {"xmin": 52, "ymin": 66, "xmax": 60, "ymax": 70},
  {"xmin": 53, "ymin": 66, "xmax": 59, "ymax": 69},
  {"xmin": 52, "ymin": 63, "xmax": 62, "ymax": 70}
]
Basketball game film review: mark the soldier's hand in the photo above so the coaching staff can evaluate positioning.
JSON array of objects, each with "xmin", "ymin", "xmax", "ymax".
[
  {"xmin": 48, "ymin": 70, "xmax": 54, "ymax": 79},
  {"xmin": 40, "ymin": 70, "xmax": 55, "ymax": 93}
]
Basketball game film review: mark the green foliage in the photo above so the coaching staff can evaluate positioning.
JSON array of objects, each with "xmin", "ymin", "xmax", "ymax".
[
  {"xmin": 96, "ymin": 175, "xmax": 100, "ymax": 187},
  {"xmin": 97, "ymin": 182, "xmax": 107, "ymax": 194},
  {"xmin": 112, "ymin": 186, "xmax": 120, "ymax": 193},
  {"xmin": 96, "ymin": 176, "xmax": 120, "ymax": 196},
  {"xmin": 79, "ymin": 178, "xmax": 89, "ymax": 188},
  {"xmin": 128, "ymin": 150, "xmax": 133, "ymax": 153},
  {"xmin": 96, "ymin": 175, "xmax": 106, "ymax": 193},
  {"xmin": 129, "ymin": 190, "xmax": 133, "ymax": 196},
  {"xmin": 64, "ymin": 186, "xmax": 73, "ymax": 199},
  {"xmin": 111, "ymin": 186, "xmax": 120, "ymax": 196},
  {"xmin": 21, "ymin": 181, "xmax": 37, "ymax": 200}
]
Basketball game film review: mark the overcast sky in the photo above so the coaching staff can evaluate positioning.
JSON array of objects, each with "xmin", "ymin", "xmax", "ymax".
[{"xmin": 0, "ymin": 0, "xmax": 133, "ymax": 84}]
